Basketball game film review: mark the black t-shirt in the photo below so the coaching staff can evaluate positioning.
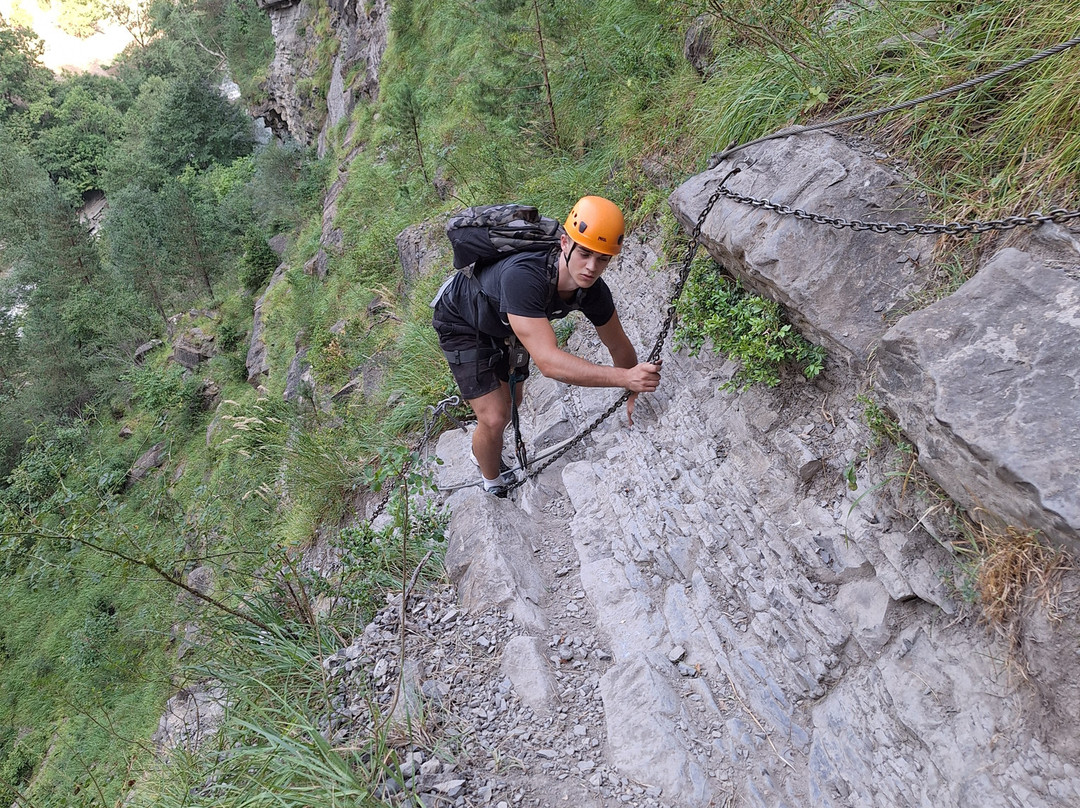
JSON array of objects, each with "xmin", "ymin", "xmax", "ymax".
[{"xmin": 435, "ymin": 248, "xmax": 616, "ymax": 340}]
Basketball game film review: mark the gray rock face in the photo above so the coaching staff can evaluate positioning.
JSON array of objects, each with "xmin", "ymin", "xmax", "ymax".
[
  {"xmin": 258, "ymin": 0, "xmax": 388, "ymax": 149},
  {"xmin": 416, "ymin": 220, "xmax": 1080, "ymax": 807},
  {"xmin": 317, "ymin": 0, "xmax": 388, "ymax": 155},
  {"xmin": 171, "ymin": 327, "xmax": 216, "ymax": 370},
  {"xmin": 152, "ymin": 683, "xmax": 226, "ymax": 762},
  {"xmin": 443, "ymin": 489, "xmax": 549, "ymax": 632},
  {"xmin": 128, "ymin": 441, "xmax": 167, "ymax": 487},
  {"xmin": 246, "ymin": 263, "xmax": 287, "ymax": 384},
  {"xmin": 396, "ymin": 218, "xmax": 449, "ymax": 287},
  {"xmin": 670, "ymin": 132, "xmax": 936, "ymax": 366},
  {"xmin": 876, "ymin": 246, "xmax": 1080, "ymax": 550},
  {"xmin": 257, "ymin": 0, "xmax": 321, "ymax": 143}
]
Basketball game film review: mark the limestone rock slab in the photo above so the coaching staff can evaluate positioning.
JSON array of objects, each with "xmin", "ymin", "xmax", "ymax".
[
  {"xmin": 669, "ymin": 133, "xmax": 936, "ymax": 366},
  {"xmin": 443, "ymin": 489, "xmax": 548, "ymax": 631},
  {"xmin": 600, "ymin": 657, "xmax": 713, "ymax": 807},
  {"xmin": 500, "ymin": 636, "xmax": 556, "ymax": 714},
  {"xmin": 876, "ymin": 247, "xmax": 1080, "ymax": 550}
]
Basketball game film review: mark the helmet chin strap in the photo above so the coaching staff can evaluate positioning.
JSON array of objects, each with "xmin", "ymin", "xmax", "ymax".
[{"xmin": 562, "ymin": 241, "xmax": 577, "ymax": 266}]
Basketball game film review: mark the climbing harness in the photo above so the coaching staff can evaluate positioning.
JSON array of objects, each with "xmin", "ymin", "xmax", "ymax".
[
  {"xmin": 505, "ymin": 335, "xmax": 530, "ymax": 473},
  {"xmin": 502, "ymin": 165, "xmax": 744, "ymax": 492},
  {"xmin": 499, "ymin": 38, "xmax": 1080, "ymax": 494}
]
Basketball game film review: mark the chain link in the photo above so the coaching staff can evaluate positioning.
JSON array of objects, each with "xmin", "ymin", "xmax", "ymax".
[
  {"xmin": 372, "ymin": 39, "xmax": 1080, "ymax": 506},
  {"xmin": 367, "ymin": 395, "xmax": 469, "ymax": 522},
  {"xmin": 715, "ymin": 184, "xmax": 1080, "ymax": 236},
  {"xmin": 710, "ymin": 36, "xmax": 1080, "ymax": 165}
]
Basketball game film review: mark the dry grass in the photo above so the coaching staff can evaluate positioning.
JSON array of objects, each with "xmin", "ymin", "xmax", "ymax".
[{"xmin": 956, "ymin": 510, "xmax": 1072, "ymax": 637}]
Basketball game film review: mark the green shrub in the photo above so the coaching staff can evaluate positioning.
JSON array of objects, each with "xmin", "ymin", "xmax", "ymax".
[
  {"xmin": 675, "ymin": 258, "xmax": 826, "ymax": 390},
  {"xmin": 239, "ymin": 234, "xmax": 280, "ymax": 293}
]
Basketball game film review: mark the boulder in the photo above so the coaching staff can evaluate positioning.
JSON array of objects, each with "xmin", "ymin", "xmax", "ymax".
[
  {"xmin": 669, "ymin": 132, "xmax": 936, "ymax": 367},
  {"xmin": 396, "ymin": 218, "xmax": 449, "ymax": 287},
  {"xmin": 283, "ymin": 345, "xmax": 315, "ymax": 406},
  {"xmin": 876, "ymin": 246, "xmax": 1080, "ymax": 550},
  {"xmin": 152, "ymin": 683, "xmax": 226, "ymax": 761},
  {"xmin": 683, "ymin": 15, "xmax": 717, "ymax": 76},
  {"xmin": 172, "ymin": 327, "xmax": 216, "ymax": 370},
  {"xmin": 442, "ymin": 488, "xmax": 549, "ymax": 632},
  {"xmin": 134, "ymin": 339, "xmax": 163, "ymax": 365},
  {"xmin": 127, "ymin": 442, "xmax": 167, "ymax": 487}
]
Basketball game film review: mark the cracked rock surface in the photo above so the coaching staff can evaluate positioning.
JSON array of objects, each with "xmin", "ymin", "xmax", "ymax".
[
  {"xmin": 324, "ymin": 230, "xmax": 1080, "ymax": 807},
  {"xmin": 324, "ymin": 134, "xmax": 1080, "ymax": 807}
]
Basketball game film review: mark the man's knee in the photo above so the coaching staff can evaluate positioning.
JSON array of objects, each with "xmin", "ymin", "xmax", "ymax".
[
  {"xmin": 471, "ymin": 389, "xmax": 512, "ymax": 431},
  {"xmin": 475, "ymin": 404, "xmax": 511, "ymax": 432}
]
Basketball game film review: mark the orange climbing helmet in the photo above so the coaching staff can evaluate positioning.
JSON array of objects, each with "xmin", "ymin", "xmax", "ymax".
[{"xmin": 564, "ymin": 196, "xmax": 625, "ymax": 256}]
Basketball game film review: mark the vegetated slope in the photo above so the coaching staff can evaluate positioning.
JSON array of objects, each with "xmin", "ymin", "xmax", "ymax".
[{"xmin": 3, "ymin": 1, "xmax": 1079, "ymax": 805}]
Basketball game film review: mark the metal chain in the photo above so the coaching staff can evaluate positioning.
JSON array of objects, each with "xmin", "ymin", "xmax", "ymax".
[
  {"xmin": 707, "ymin": 36, "xmax": 1080, "ymax": 234},
  {"xmin": 367, "ymin": 395, "xmax": 469, "ymax": 522},
  {"xmin": 714, "ymin": 184, "xmax": 1080, "ymax": 235},
  {"xmin": 380, "ymin": 40, "xmax": 1080, "ymax": 504},
  {"xmin": 505, "ymin": 166, "xmax": 744, "ymax": 491}
]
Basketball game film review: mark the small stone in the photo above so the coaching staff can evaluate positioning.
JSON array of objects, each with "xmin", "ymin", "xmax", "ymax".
[
  {"xmin": 420, "ymin": 758, "xmax": 442, "ymax": 776},
  {"xmin": 440, "ymin": 608, "xmax": 460, "ymax": 623},
  {"xmin": 433, "ymin": 778, "xmax": 466, "ymax": 797},
  {"xmin": 668, "ymin": 646, "xmax": 686, "ymax": 663}
]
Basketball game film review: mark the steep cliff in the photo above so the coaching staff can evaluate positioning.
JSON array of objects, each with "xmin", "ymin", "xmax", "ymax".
[
  {"xmin": 255, "ymin": 0, "xmax": 387, "ymax": 153},
  {"xmin": 255, "ymin": 8, "xmax": 1080, "ymax": 807}
]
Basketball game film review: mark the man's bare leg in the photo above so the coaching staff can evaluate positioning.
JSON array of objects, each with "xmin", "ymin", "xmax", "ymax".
[{"xmin": 468, "ymin": 380, "xmax": 524, "ymax": 481}]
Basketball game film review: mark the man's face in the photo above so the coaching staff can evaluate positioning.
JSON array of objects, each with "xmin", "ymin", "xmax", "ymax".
[{"xmin": 563, "ymin": 235, "xmax": 614, "ymax": 289}]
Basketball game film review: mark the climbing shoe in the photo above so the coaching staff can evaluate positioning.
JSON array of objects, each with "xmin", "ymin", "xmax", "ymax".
[
  {"xmin": 470, "ymin": 452, "xmax": 519, "ymax": 486},
  {"xmin": 482, "ymin": 480, "xmax": 510, "ymax": 498}
]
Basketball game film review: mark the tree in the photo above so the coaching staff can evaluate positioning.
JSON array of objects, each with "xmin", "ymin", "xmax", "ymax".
[
  {"xmin": 29, "ymin": 80, "xmax": 122, "ymax": 201},
  {"xmin": 0, "ymin": 18, "xmax": 53, "ymax": 131},
  {"xmin": 470, "ymin": 0, "xmax": 564, "ymax": 149},
  {"xmin": 99, "ymin": 185, "xmax": 173, "ymax": 323},
  {"xmin": 384, "ymin": 82, "xmax": 430, "ymax": 183},
  {"xmin": 104, "ymin": 0, "xmax": 155, "ymax": 49},
  {"xmin": 0, "ymin": 130, "xmax": 111, "ymax": 469},
  {"xmin": 143, "ymin": 73, "xmax": 253, "ymax": 174}
]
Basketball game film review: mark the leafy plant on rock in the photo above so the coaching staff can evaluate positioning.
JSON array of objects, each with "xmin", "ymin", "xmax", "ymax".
[{"xmin": 675, "ymin": 257, "xmax": 826, "ymax": 390}]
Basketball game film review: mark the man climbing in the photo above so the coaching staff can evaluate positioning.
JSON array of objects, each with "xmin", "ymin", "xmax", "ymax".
[{"xmin": 432, "ymin": 195, "xmax": 662, "ymax": 496}]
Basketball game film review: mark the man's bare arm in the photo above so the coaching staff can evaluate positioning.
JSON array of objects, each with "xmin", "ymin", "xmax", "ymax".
[{"xmin": 508, "ymin": 313, "xmax": 660, "ymax": 392}]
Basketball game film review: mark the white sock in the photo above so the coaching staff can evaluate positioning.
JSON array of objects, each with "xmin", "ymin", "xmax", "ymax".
[{"xmin": 482, "ymin": 473, "xmax": 502, "ymax": 490}]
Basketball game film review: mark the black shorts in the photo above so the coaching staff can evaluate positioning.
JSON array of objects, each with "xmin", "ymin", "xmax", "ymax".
[{"xmin": 433, "ymin": 313, "xmax": 530, "ymax": 400}]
